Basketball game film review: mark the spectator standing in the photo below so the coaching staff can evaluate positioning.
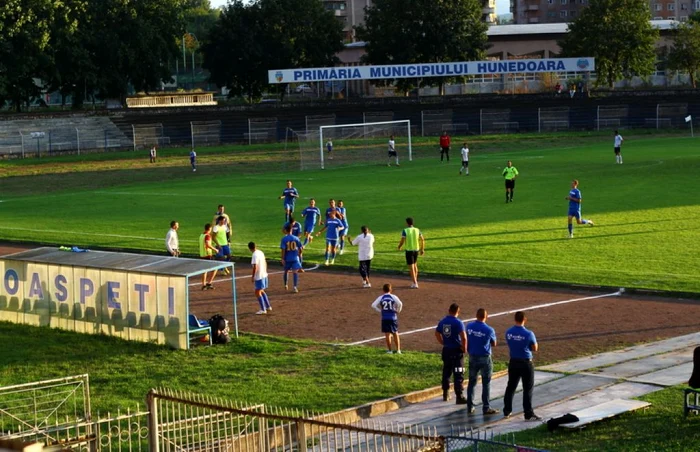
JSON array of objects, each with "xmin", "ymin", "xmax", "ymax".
[
  {"xmin": 150, "ymin": 146, "xmax": 157, "ymax": 163},
  {"xmin": 465, "ymin": 309, "xmax": 499, "ymax": 415},
  {"xmin": 439, "ymin": 131, "xmax": 451, "ymax": 162},
  {"xmin": 503, "ymin": 311, "xmax": 541, "ymax": 421},
  {"xmin": 435, "ymin": 303, "xmax": 468, "ymax": 404},
  {"xmin": 165, "ymin": 221, "xmax": 180, "ymax": 257}
]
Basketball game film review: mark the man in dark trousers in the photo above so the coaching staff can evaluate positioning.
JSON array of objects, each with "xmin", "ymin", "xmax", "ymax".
[
  {"xmin": 503, "ymin": 311, "xmax": 541, "ymax": 421},
  {"xmin": 439, "ymin": 131, "xmax": 451, "ymax": 162},
  {"xmin": 435, "ymin": 303, "xmax": 468, "ymax": 404},
  {"xmin": 466, "ymin": 308, "xmax": 499, "ymax": 415}
]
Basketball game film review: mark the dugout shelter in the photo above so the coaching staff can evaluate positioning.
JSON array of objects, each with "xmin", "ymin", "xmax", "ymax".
[{"xmin": 0, "ymin": 247, "xmax": 237, "ymax": 350}]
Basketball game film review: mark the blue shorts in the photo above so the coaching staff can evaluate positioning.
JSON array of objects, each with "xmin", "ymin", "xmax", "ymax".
[
  {"xmin": 304, "ymin": 223, "xmax": 315, "ymax": 234},
  {"xmin": 340, "ymin": 225, "xmax": 348, "ymax": 237},
  {"xmin": 254, "ymin": 277, "xmax": 268, "ymax": 290},
  {"xmin": 381, "ymin": 318, "xmax": 399, "ymax": 333},
  {"xmin": 216, "ymin": 245, "xmax": 231, "ymax": 257},
  {"xmin": 568, "ymin": 209, "xmax": 581, "ymax": 219},
  {"xmin": 284, "ymin": 203, "xmax": 295, "ymax": 212},
  {"xmin": 284, "ymin": 259, "xmax": 302, "ymax": 271},
  {"xmin": 326, "ymin": 239, "xmax": 338, "ymax": 248}
]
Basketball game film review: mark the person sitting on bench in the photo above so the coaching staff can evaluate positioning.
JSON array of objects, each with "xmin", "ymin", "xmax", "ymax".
[{"xmin": 690, "ymin": 346, "xmax": 700, "ymax": 389}]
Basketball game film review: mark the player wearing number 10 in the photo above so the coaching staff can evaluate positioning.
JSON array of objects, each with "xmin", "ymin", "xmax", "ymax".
[
  {"xmin": 280, "ymin": 225, "xmax": 304, "ymax": 293},
  {"xmin": 371, "ymin": 283, "xmax": 403, "ymax": 354}
]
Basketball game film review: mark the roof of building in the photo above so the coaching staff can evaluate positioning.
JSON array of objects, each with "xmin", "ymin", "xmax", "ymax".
[
  {"xmin": 4, "ymin": 247, "xmax": 231, "ymax": 277},
  {"xmin": 346, "ymin": 20, "xmax": 678, "ymax": 47}
]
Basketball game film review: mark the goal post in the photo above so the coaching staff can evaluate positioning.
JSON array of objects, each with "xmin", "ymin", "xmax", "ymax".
[{"xmin": 318, "ymin": 120, "xmax": 412, "ymax": 170}]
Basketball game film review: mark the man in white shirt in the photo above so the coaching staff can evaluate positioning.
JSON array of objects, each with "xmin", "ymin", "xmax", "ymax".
[
  {"xmin": 614, "ymin": 130, "xmax": 624, "ymax": 164},
  {"xmin": 248, "ymin": 242, "xmax": 271, "ymax": 315},
  {"xmin": 165, "ymin": 221, "xmax": 180, "ymax": 257},
  {"xmin": 387, "ymin": 135, "xmax": 399, "ymax": 167},
  {"xmin": 460, "ymin": 143, "xmax": 470, "ymax": 176},
  {"xmin": 150, "ymin": 146, "xmax": 157, "ymax": 163},
  {"xmin": 350, "ymin": 225, "xmax": 375, "ymax": 288}
]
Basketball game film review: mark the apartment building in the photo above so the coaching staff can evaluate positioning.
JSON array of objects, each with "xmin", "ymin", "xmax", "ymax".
[
  {"xmin": 511, "ymin": 0, "xmax": 699, "ymax": 23},
  {"xmin": 322, "ymin": 0, "xmax": 497, "ymax": 42}
]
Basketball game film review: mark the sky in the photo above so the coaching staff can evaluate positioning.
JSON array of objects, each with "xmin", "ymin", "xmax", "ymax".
[{"xmin": 208, "ymin": 0, "xmax": 512, "ymax": 18}]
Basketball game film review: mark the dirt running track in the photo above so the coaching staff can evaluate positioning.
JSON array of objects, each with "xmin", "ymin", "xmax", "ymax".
[{"xmin": 3, "ymin": 244, "xmax": 699, "ymax": 364}]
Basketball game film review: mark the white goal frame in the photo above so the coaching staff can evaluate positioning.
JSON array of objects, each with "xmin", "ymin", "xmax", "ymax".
[{"xmin": 318, "ymin": 120, "xmax": 412, "ymax": 170}]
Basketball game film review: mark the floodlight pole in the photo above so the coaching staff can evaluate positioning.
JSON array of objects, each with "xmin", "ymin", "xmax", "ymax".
[{"xmin": 231, "ymin": 262, "xmax": 238, "ymax": 338}]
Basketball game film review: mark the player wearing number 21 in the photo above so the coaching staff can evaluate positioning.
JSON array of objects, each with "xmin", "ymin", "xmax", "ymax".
[
  {"xmin": 371, "ymin": 283, "xmax": 403, "ymax": 354},
  {"xmin": 280, "ymin": 225, "xmax": 304, "ymax": 293}
]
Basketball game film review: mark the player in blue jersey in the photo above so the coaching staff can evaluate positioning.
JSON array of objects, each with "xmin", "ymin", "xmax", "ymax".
[
  {"xmin": 189, "ymin": 149, "xmax": 197, "ymax": 172},
  {"xmin": 301, "ymin": 198, "xmax": 322, "ymax": 246},
  {"xmin": 282, "ymin": 216, "xmax": 302, "ymax": 238},
  {"xmin": 278, "ymin": 180, "xmax": 299, "ymax": 222},
  {"xmin": 280, "ymin": 224, "xmax": 304, "ymax": 293},
  {"xmin": 316, "ymin": 210, "xmax": 345, "ymax": 266},
  {"xmin": 565, "ymin": 179, "xmax": 594, "ymax": 238},
  {"xmin": 337, "ymin": 200, "xmax": 349, "ymax": 255},
  {"xmin": 325, "ymin": 198, "xmax": 339, "ymax": 222},
  {"xmin": 371, "ymin": 283, "xmax": 404, "ymax": 354}
]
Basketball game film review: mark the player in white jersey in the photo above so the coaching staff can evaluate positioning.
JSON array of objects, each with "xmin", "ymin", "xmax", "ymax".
[
  {"xmin": 459, "ymin": 143, "xmax": 470, "ymax": 176},
  {"xmin": 614, "ymin": 131, "xmax": 624, "ymax": 164},
  {"xmin": 387, "ymin": 135, "xmax": 399, "ymax": 166},
  {"xmin": 248, "ymin": 242, "xmax": 271, "ymax": 315}
]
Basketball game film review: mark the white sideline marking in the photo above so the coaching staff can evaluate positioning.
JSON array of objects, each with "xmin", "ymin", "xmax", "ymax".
[
  {"xmin": 344, "ymin": 289, "xmax": 624, "ymax": 346},
  {"xmin": 188, "ymin": 264, "xmax": 320, "ymax": 287}
]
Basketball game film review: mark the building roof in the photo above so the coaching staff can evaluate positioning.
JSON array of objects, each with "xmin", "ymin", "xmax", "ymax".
[
  {"xmin": 346, "ymin": 20, "xmax": 678, "ymax": 47},
  {"xmin": 4, "ymin": 247, "xmax": 231, "ymax": 277}
]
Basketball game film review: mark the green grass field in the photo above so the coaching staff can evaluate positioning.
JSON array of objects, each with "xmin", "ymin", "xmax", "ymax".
[{"xmin": 1, "ymin": 132, "xmax": 699, "ymax": 292}]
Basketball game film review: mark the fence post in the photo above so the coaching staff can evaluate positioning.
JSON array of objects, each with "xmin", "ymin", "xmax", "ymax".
[
  {"xmin": 132, "ymin": 125, "xmax": 137, "ymax": 151},
  {"xmin": 20, "ymin": 132, "xmax": 25, "ymax": 158},
  {"xmin": 104, "ymin": 129, "xmax": 108, "ymax": 150},
  {"xmin": 656, "ymin": 103, "xmax": 660, "ymax": 130},
  {"xmin": 76, "ymin": 128, "xmax": 80, "ymax": 155},
  {"xmin": 190, "ymin": 121, "xmax": 194, "ymax": 150},
  {"xmin": 146, "ymin": 389, "xmax": 159, "ymax": 452},
  {"xmin": 538, "ymin": 108, "xmax": 541, "ymax": 133},
  {"xmin": 596, "ymin": 105, "xmax": 600, "ymax": 131},
  {"xmin": 421, "ymin": 111, "xmax": 425, "ymax": 137},
  {"xmin": 479, "ymin": 109, "xmax": 483, "ymax": 135},
  {"xmin": 49, "ymin": 130, "xmax": 53, "ymax": 154}
]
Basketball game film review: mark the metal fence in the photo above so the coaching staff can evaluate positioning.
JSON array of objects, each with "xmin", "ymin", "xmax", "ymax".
[
  {"xmin": 0, "ymin": 128, "xmax": 132, "ymax": 157},
  {"xmin": 446, "ymin": 428, "xmax": 548, "ymax": 452}
]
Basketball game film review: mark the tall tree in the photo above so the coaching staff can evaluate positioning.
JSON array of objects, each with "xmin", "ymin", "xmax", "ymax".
[
  {"xmin": 355, "ymin": 0, "xmax": 489, "ymax": 93},
  {"xmin": 203, "ymin": 0, "xmax": 344, "ymax": 102},
  {"xmin": 668, "ymin": 22, "xmax": 700, "ymax": 88},
  {"xmin": 559, "ymin": 0, "xmax": 658, "ymax": 89}
]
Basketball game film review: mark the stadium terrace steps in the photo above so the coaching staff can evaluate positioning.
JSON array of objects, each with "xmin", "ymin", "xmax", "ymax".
[{"xmin": 0, "ymin": 117, "xmax": 130, "ymax": 151}]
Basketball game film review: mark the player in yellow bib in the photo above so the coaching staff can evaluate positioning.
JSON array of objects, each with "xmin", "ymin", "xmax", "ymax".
[
  {"xmin": 199, "ymin": 224, "xmax": 218, "ymax": 289},
  {"xmin": 398, "ymin": 217, "xmax": 425, "ymax": 289},
  {"xmin": 502, "ymin": 160, "xmax": 519, "ymax": 203}
]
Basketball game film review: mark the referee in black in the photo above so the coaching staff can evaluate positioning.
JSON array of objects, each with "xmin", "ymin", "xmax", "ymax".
[{"xmin": 435, "ymin": 303, "xmax": 468, "ymax": 404}]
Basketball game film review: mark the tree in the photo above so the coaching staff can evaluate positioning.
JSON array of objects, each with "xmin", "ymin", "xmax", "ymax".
[
  {"xmin": 355, "ymin": 0, "xmax": 489, "ymax": 94},
  {"xmin": 559, "ymin": 0, "xmax": 658, "ymax": 89},
  {"xmin": 668, "ymin": 22, "xmax": 700, "ymax": 88},
  {"xmin": 203, "ymin": 0, "xmax": 344, "ymax": 102}
]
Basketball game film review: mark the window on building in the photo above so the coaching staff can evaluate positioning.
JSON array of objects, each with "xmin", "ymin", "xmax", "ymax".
[
  {"xmin": 548, "ymin": 0, "xmax": 554, "ymax": 4},
  {"xmin": 561, "ymin": 0, "xmax": 568, "ymax": 4},
  {"xmin": 655, "ymin": 3, "xmax": 662, "ymax": 10},
  {"xmin": 560, "ymin": 9, "xmax": 568, "ymax": 16},
  {"xmin": 571, "ymin": 9, "xmax": 577, "ymax": 16},
  {"xmin": 681, "ymin": 3, "xmax": 688, "ymax": 10},
  {"xmin": 668, "ymin": 3, "xmax": 675, "ymax": 10},
  {"xmin": 548, "ymin": 11, "xmax": 556, "ymax": 16},
  {"xmin": 681, "ymin": 15, "xmax": 689, "ymax": 20},
  {"xmin": 653, "ymin": 16, "xmax": 663, "ymax": 19},
  {"xmin": 696, "ymin": 0, "xmax": 700, "ymax": 9},
  {"xmin": 579, "ymin": 0, "xmax": 586, "ymax": 4}
]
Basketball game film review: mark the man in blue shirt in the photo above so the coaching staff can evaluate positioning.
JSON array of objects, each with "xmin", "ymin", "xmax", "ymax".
[
  {"xmin": 280, "ymin": 224, "xmax": 304, "ymax": 293},
  {"xmin": 466, "ymin": 309, "xmax": 499, "ymax": 415},
  {"xmin": 503, "ymin": 311, "xmax": 540, "ymax": 421},
  {"xmin": 316, "ymin": 211, "xmax": 345, "ymax": 266},
  {"xmin": 301, "ymin": 198, "xmax": 321, "ymax": 247},
  {"xmin": 282, "ymin": 216, "xmax": 302, "ymax": 238},
  {"xmin": 278, "ymin": 180, "xmax": 299, "ymax": 222},
  {"xmin": 565, "ymin": 179, "xmax": 594, "ymax": 239},
  {"xmin": 337, "ymin": 200, "xmax": 349, "ymax": 255},
  {"xmin": 371, "ymin": 283, "xmax": 404, "ymax": 354},
  {"xmin": 435, "ymin": 303, "xmax": 468, "ymax": 405},
  {"xmin": 325, "ymin": 198, "xmax": 339, "ymax": 222}
]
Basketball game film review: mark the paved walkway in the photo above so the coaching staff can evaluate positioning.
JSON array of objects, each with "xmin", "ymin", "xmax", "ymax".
[{"xmin": 368, "ymin": 332, "xmax": 700, "ymax": 436}]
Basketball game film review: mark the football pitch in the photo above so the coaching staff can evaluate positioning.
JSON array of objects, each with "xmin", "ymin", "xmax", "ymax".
[{"xmin": 1, "ymin": 134, "xmax": 699, "ymax": 293}]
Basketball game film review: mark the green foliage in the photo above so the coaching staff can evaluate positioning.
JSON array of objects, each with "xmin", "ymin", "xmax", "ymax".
[
  {"xmin": 559, "ymin": 0, "xmax": 658, "ymax": 89},
  {"xmin": 202, "ymin": 0, "xmax": 344, "ymax": 102},
  {"xmin": 355, "ymin": 0, "xmax": 489, "ymax": 93},
  {"xmin": 668, "ymin": 22, "xmax": 700, "ymax": 88}
]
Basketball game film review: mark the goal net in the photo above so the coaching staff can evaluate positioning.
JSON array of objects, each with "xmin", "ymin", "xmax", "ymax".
[
  {"xmin": 310, "ymin": 120, "xmax": 412, "ymax": 170},
  {"xmin": 132, "ymin": 123, "xmax": 171, "ymax": 150},
  {"xmin": 654, "ymin": 103, "xmax": 688, "ymax": 128},
  {"xmin": 191, "ymin": 120, "xmax": 221, "ymax": 147},
  {"xmin": 421, "ymin": 109, "xmax": 453, "ymax": 136},
  {"xmin": 305, "ymin": 114, "xmax": 336, "ymax": 134},
  {"xmin": 596, "ymin": 105, "xmax": 628, "ymax": 130},
  {"xmin": 539, "ymin": 107, "xmax": 570, "ymax": 132},
  {"xmin": 247, "ymin": 117, "xmax": 278, "ymax": 144}
]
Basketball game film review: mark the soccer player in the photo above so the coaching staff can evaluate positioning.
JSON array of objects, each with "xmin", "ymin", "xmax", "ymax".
[
  {"xmin": 566, "ymin": 179, "xmax": 594, "ymax": 238},
  {"xmin": 502, "ymin": 160, "xmax": 518, "ymax": 203},
  {"xmin": 282, "ymin": 216, "xmax": 302, "ymax": 238},
  {"xmin": 326, "ymin": 138, "xmax": 333, "ymax": 160},
  {"xmin": 350, "ymin": 225, "xmax": 375, "ymax": 288},
  {"xmin": 398, "ymin": 217, "xmax": 425, "ymax": 289},
  {"xmin": 189, "ymin": 149, "xmax": 197, "ymax": 171},
  {"xmin": 371, "ymin": 283, "xmax": 404, "ymax": 354},
  {"xmin": 301, "ymin": 198, "xmax": 321, "ymax": 246},
  {"xmin": 316, "ymin": 210, "xmax": 345, "ymax": 266},
  {"xmin": 213, "ymin": 216, "xmax": 232, "ymax": 273},
  {"xmin": 280, "ymin": 225, "xmax": 304, "ymax": 292},
  {"xmin": 249, "ymin": 242, "xmax": 271, "ymax": 314},
  {"xmin": 440, "ymin": 131, "xmax": 451, "ymax": 162},
  {"xmin": 278, "ymin": 180, "xmax": 299, "ymax": 222},
  {"xmin": 199, "ymin": 223, "xmax": 218, "ymax": 290},
  {"xmin": 149, "ymin": 145, "xmax": 157, "ymax": 163},
  {"xmin": 213, "ymin": 204, "xmax": 232, "ymax": 244},
  {"xmin": 325, "ymin": 198, "xmax": 339, "ymax": 222},
  {"xmin": 387, "ymin": 135, "xmax": 399, "ymax": 167},
  {"xmin": 459, "ymin": 143, "xmax": 470, "ymax": 176},
  {"xmin": 337, "ymin": 200, "xmax": 349, "ymax": 255},
  {"xmin": 614, "ymin": 130, "xmax": 624, "ymax": 164}
]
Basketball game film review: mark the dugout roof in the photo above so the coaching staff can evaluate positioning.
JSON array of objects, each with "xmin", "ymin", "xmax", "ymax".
[{"xmin": 3, "ymin": 247, "xmax": 231, "ymax": 277}]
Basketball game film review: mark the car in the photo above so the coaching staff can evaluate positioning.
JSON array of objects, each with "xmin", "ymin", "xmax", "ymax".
[{"xmin": 295, "ymin": 84, "xmax": 314, "ymax": 94}]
